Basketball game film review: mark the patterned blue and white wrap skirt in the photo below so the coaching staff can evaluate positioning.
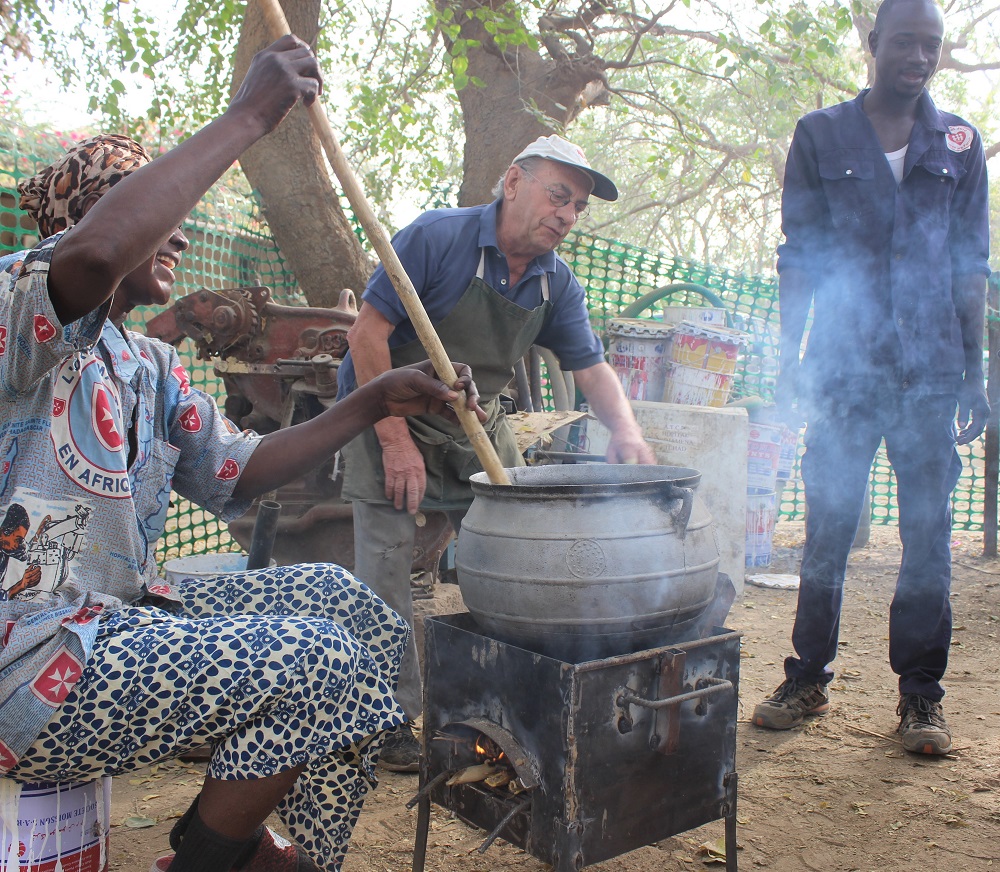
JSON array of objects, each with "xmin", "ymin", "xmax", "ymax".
[{"xmin": 8, "ymin": 562, "xmax": 409, "ymax": 871}]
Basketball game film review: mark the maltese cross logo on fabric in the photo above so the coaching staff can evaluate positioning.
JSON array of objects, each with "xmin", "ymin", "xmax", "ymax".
[
  {"xmin": 215, "ymin": 458, "xmax": 240, "ymax": 481},
  {"xmin": 52, "ymin": 397, "xmax": 66, "ymax": 416},
  {"xmin": 61, "ymin": 605, "xmax": 105, "ymax": 627},
  {"xmin": 92, "ymin": 384, "xmax": 124, "ymax": 452},
  {"xmin": 172, "ymin": 364, "xmax": 192, "ymax": 396},
  {"xmin": 147, "ymin": 583, "xmax": 171, "ymax": 597},
  {"xmin": 33, "ymin": 314, "xmax": 57, "ymax": 343},
  {"xmin": 179, "ymin": 405, "xmax": 203, "ymax": 433},
  {"xmin": 0, "ymin": 739, "xmax": 18, "ymax": 774},
  {"xmin": 0, "ymin": 325, "xmax": 6, "ymax": 355},
  {"xmin": 30, "ymin": 647, "xmax": 84, "ymax": 707}
]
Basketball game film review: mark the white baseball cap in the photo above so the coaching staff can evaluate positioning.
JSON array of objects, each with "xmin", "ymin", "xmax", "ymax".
[{"xmin": 511, "ymin": 134, "xmax": 618, "ymax": 201}]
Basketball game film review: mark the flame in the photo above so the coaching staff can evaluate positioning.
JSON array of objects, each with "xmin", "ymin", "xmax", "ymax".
[{"xmin": 474, "ymin": 735, "xmax": 506, "ymax": 762}]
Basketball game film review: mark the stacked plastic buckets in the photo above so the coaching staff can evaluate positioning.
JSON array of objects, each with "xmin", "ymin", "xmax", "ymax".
[
  {"xmin": 745, "ymin": 422, "xmax": 798, "ymax": 567},
  {"xmin": 606, "ymin": 312, "xmax": 742, "ymax": 407}
]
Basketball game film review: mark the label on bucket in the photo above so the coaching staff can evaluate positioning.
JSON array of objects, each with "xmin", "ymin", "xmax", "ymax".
[
  {"xmin": 746, "ymin": 489, "xmax": 776, "ymax": 568},
  {"xmin": 609, "ymin": 328, "xmax": 672, "ymax": 402},
  {"xmin": 662, "ymin": 362, "xmax": 734, "ymax": 407},
  {"xmin": 776, "ymin": 426, "xmax": 799, "ymax": 481},
  {"xmin": 747, "ymin": 424, "xmax": 782, "ymax": 491},
  {"xmin": 0, "ymin": 779, "xmax": 110, "ymax": 872},
  {"xmin": 668, "ymin": 322, "xmax": 746, "ymax": 376}
]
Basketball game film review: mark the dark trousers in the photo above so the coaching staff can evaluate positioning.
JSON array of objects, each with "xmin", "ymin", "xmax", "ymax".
[{"xmin": 783, "ymin": 392, "xmax": 961, "ymax": 701}]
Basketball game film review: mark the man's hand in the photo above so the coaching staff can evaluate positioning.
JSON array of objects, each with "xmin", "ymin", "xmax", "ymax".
[
  {"xmin": 605, "ymin": 428, "xmax": 656, "ymax": 465},
  {"xmin": 368, "ymin": 361, "xmax": 487, "ymax": 514},
  {"xmin": 371, "ymin": 361, "xmax": 487, "ymax": 423},
  {"xmin": 229, "ymin": 34, "xmax": 323, "ymax": 136},
  {"xmin": 956, "ymin": 375, "xmax": 989, "ymax": 445},
  {"xmin": 380, "ymin": 437, "xmax": 428, "ymax": 514}
]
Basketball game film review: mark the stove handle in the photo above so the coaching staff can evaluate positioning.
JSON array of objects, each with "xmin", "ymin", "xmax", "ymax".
[
  {"xmin": 616, "ymin": 677, "xmax": 734, "ymax": 754},
  {"xmin": 655, "ymin": 484, "xmax": 694, "ymax": 539},
  {"xmin": 617, "ymin": 677, "xmax": 733, "ymax": 712}
]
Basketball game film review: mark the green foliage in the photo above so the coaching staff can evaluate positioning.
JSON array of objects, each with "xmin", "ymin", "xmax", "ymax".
[{"xmin": 2, "ymin": 0, "xmax": 996, "ymax": 267}]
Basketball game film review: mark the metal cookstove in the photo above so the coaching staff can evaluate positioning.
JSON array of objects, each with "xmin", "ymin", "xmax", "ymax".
[{"xmin": 410, "ymin": 610, "xmax": 740, "ymax": 872}]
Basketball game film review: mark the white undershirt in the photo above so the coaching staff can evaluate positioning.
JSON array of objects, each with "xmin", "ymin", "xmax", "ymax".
[{"xmin": 885, "ymin": 145, "xmax": 908, "ymax": 184}]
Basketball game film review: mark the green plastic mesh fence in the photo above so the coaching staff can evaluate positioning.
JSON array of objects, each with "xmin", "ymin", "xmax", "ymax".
[{"xmin": 0, "ymin": 133, "xmax": 990, "ymax": 566}]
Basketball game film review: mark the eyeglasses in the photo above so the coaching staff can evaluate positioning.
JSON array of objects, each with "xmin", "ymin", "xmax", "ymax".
[{"xmin": 520, "ymin": 168, "xmax": 591, "ymax": 220}]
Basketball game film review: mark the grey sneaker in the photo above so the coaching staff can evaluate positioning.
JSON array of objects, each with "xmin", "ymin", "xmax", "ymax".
[
  {"xmin": 752, "ymin": 678, "xmax": 830, "ymax": 730},
  {"xmin": 378, "ymin": 721, "xmax": 420, "ymax": 773},
  {"xmin": 897, "ymin": 694, "xmax": 953, "ymax": 755}
]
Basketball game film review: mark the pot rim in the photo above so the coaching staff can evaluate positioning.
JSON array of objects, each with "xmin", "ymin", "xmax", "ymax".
[{"xmin": 469, "ymin": 463, "xmax": 701, "ymax": 496}]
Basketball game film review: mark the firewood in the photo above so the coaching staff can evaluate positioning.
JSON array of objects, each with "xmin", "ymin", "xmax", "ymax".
[
  {"xmin": 446, "ymin": 763, "xmax": 499, "ymax": 786},
  {"xmin": 484, "ymin": 769, "xmax": 513, "ymax": 789}
]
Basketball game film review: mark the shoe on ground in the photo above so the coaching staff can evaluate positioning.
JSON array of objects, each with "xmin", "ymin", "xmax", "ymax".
[
  {"xmin": 897, "ymin": 693, "xmax": 953, "ymax": 755},
  {"xmin": 752, "ymin": 678, "xmax": 830, "ymax": 730},
  {"xmin": 151, "ymin": 826, "xmax": 317, "ymax": 871},
  {"xmin": 378, "ymin": 721, "xmax": 421, "ymax": 773}
]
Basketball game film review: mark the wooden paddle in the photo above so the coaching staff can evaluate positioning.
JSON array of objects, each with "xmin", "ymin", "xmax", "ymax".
[{"xmin": 256, "ymin": 0, "xmax": 511, "ymax": 486}]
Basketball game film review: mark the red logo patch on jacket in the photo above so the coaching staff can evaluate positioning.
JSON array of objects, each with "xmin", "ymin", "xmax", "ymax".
[
  {"xmin": 0, "ymin": 325, "xmax": 6, "ymax": 355},
  {"xmin": 178, "ymin": 405, "xmax": 203, "ymax": 433},
  {"xmin": 215, "ymin": 458, "xmax": 240, "ymax": 481},
  {"xmin": 946, "ymin": 125, "xmax": 973, "ymax": 152},
  {"xmin": 33, "ymin": 315, "xmax": 57, "ymax": 343},
  {"xmin": 52, "ymin": 397, "xmax": 66, "ymax": 417},
  {"xmin": 29, "ymin": 647, "xmax": 84, "ymax": 707}
]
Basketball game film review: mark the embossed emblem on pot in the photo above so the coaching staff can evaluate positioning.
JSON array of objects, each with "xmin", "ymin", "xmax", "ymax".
[{"xmin": 566, "ymin": 539, "xmax": 606, "ymax": 578}]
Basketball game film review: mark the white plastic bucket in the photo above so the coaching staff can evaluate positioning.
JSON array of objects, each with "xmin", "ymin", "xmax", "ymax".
[
  {"xmin": 607, "ymin": 318, "xmax": 675, "ymax": 402},
  {"xmin": 162, "ymin": 552, "xmax": 274, "ymax": 585},
  {"xmin": 0, "ymin": 778, "xmax": 111, "ymax": 872},
  {"xmin": 662, "ymin": 362, "xmax": 734, "ymax": 407},
  {"xmin": 747, "ymin": 423, "xmax": 783, "ymax": 491},
  {"xmin": 746, "ymin": 488, "xmax": 776, "ymax": 568}
]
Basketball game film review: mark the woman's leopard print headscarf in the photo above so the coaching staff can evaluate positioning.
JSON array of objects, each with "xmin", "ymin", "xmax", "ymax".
[{"xmin": 17, "ymin": 135, "xmax": 151, "ymax": 239}]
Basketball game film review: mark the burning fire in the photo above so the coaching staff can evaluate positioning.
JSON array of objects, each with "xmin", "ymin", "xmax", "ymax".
[
  {"xmin": 443, "ymin": 731, "xmax": 526, "ymax": 793},
  {"xmin": 475, "ymin": 735, "xmax": 506, "ymax": 763}
]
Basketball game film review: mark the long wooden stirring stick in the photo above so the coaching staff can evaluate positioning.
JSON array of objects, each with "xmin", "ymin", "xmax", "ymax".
[{"xmin": 256, "ymin": 0, "xmax": 511, "ymax": 486}]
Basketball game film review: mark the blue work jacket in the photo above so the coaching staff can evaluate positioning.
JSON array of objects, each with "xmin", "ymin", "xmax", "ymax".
[{"xmin": 777, "ymin": 89, "xmax": 990, "ymax": 398}]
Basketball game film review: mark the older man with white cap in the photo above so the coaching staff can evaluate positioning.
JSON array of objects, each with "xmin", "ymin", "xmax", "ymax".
[{"xmin": 337, "ymin": 134, "xmax": 656, "ymax": 771}]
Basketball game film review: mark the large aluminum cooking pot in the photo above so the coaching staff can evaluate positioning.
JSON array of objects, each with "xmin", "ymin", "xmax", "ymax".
[{"xmin": 456, "ymin": 464, "xmax": 720, "ymax": 660}]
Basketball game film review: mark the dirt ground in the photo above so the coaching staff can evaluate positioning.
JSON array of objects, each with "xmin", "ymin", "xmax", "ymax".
[{"xmin": 107, "ymin": 522, "xmax": 1000, "ymax": 872}]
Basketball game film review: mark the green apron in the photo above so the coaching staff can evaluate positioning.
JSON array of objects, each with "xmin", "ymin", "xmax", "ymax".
[{"xmin": 342, "ymin": 250, "xmax": 553, "ymax": 511}]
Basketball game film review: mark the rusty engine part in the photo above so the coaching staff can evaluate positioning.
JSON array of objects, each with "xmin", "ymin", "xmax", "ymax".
[{"xmin": 145, "ymin": 286, "xmax": 454, "ymax": 581}]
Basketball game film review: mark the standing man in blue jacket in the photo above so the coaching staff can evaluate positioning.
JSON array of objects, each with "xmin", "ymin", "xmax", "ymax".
[{"xmin": 752, "ymin": 0, "xmax": 990, "ymax": 755}]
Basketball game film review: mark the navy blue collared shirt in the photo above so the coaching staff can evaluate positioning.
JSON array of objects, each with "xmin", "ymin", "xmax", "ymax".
[
  {"xmin": 777, "ymin": 89, "xmax": 990, "ymax": 397},
  {"xmin": 337, "ymin": 200, "xmax": 604, "ymax": 397}
]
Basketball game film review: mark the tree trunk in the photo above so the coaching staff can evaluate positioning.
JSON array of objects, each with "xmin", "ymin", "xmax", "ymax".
[
  {"xmin": 232, "ymin": 0, "xmax": 373, "ymax": 307},
  {"xmin": 442, "ymin": 0, "xmax": 608, "ymax": 207}
]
